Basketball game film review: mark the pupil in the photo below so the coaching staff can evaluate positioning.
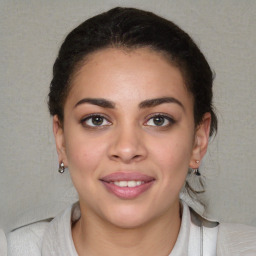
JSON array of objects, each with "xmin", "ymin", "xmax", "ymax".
[
  {"xmin": 92, "ymin": 116, "xmax": 103, "ymax": 125},
  {"xmin": 153, "ymin": 116, "xmax": 164, "ymax": 126}
]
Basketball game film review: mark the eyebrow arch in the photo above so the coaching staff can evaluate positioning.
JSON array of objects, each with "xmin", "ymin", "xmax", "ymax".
[
  {"xmin": 139, "ymin": 97, "xmax": 184, "ymax": 110},
  {"xmin": 74, "ymin": 98, "xmax": 116, "ymax": 109}
]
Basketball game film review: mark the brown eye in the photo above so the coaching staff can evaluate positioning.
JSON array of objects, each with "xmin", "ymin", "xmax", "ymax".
[
  {"xmin": 152, "ymin": 116, "xmax": 165, "ymax": 126},
  {"xmin": 145, "ymin": 114, "xmax": 175, "ymax": 127},
  {"xmin": 91, "ymin": 116, "xmax": 104, "ymax": 125},
  {"xmin": 81, "ymin": 114, "xmax": 111, "ymax": 127}
]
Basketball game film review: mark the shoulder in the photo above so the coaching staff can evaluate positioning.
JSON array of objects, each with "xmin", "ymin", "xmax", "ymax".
[
  {"xmin": 187, "ymin": 202, "xmax": 256, "ymax": 255},
  {"xmin": 6, "ymin": 201, "xmax": 76, "ymax": 255},
  {"xmin": 7, "ymin": 203, "xmax": 78, "ymax": 256},
  {"xmin": 217, "ymin": 222, "xmax": 256, "ymax": 255},
  {"xmin": 41, "ymin": 203, "xmax": 78, "ymax": 255},
  {"xmin": 7, "ymin": 220, "xmax": 51, "ymax": 256}
]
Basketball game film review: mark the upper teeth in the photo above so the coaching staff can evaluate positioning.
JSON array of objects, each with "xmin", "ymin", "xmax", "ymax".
[{"xmin": 113, "ymin": 181, "xmax": 144, "ymax": 187}]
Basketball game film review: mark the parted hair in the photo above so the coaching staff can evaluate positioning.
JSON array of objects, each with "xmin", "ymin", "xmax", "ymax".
[{"xmin": 48, "ymin": 7, "xmax": 218, "ymax": 200}]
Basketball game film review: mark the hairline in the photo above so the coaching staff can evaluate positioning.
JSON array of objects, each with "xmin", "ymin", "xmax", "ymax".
[{"xmin": 59, "ymin": 45, "xmax": 194, "ymax": 125}]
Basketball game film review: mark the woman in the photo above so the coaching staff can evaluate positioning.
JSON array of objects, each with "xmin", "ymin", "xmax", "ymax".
[{"xmin": 7, "ymin": 7, "xmax": 256, "ymax": 255}]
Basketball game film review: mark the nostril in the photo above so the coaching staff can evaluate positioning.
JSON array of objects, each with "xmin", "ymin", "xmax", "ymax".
[
  {"xmin": 108, "ymin": 138, "xmax": 147, "ymax": 163},
  {"xmin": 110, "ymin": 153, "xmax": 143, "ymax": 163}
]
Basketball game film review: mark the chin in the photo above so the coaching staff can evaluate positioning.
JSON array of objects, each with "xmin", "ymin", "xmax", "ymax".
[
  {"xmin": 109, "ymin": 215, "xmax": 149, "ymax": 229},
  {"xmin": 103, "ymin": 204, "xmax": 155, "ymax": 229}
]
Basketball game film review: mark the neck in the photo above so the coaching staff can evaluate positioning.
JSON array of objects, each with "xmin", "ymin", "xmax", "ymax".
[{"xmin": 72, "ymin": 200, "xmax": 181, "ymax": 256}]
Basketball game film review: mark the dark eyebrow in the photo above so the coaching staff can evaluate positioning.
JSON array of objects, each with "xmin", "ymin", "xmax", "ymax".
[
  {"xmin": 139, "ymin": 97, "xmax": 184, "ymax": 110},
  {"xmin": 74, "ymin": 98, "xmax": 115, "ymax": 109}
]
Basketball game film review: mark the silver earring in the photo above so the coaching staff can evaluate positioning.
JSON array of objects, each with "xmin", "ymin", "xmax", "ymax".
[
  {"xmin": 192, "ymin": 168, "xmax": 201, "ymax": 176},
  {"xmin": 193, "ymin": 160, "xmax": 201, "ymax": 176},
  {"xmin": 189, "ymin": 159, "xmax": 201, "ymax": 176},
  {"xmin": 188, "ymin": 168, "xmax": 201, "ymax": 176},
  {"xmin": 58, "ymin": 162, "xmax": 65, "ymax": 174}
]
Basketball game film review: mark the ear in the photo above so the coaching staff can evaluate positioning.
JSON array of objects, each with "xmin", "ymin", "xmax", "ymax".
[
  {"xmin": 53, "ymin": 115, "xmax": 68, "ymax": 166},
  {"xmin": 189, "ymin": 113, "xmax": 211, "ymax": 169}
]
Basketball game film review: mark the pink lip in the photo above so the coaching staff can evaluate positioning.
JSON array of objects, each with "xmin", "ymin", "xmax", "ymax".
[{"xmin": 100, "ymin": 172, "xmax": 155, "ymax": 199}]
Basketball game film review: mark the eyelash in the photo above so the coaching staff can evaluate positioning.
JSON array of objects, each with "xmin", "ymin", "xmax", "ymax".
[
  {"xmin": 144, "ymin": 113, "xmax": 175, "ymax": 127},
  {"xmin": 80, "ymin": 114, "xmax": 111, "ymax": 128},
  {"xmin": 80, "ymin": 113, "xmax": 175, "ymax": 129}
]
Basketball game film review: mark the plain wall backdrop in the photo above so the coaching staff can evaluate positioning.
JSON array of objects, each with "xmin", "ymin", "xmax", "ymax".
[{"xmin": 0, "ymin": 0, "xmax": 256, "ymax": 232}]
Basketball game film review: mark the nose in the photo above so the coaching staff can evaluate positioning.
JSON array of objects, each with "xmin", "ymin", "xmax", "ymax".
[{"xmin": 108, "ymin": 125, "xmax": 147, "ymax": 164}]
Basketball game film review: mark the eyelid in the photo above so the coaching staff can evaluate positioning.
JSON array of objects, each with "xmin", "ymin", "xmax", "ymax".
[
  {"xmin": 80, "ymin": 113, "xmax": 112, "ymax": 127},
  {"xmin": 81, "ymin": 113, "xmax": 110, "ymax": 121},
  {"xmin": 144, "ymin": 113, "xmax": 176, "ymax": 126}
]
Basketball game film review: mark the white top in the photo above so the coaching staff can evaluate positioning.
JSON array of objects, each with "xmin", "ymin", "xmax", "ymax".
[
  {"xmin": 7, "ymin": 200, "xmax": 256, "ymax": 256},
  {"xmin": 41, "ymin": 200, "xmax": 218, "ymax": 255}
]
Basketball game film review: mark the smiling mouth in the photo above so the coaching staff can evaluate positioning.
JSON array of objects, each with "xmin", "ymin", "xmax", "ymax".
[
  {"xmin": 100, "ymin": 172, "xmax": 155, "ymax": 199},
  {"xmin": 112, "ymin": 180, "xmax": 145, "ymax": 187}
]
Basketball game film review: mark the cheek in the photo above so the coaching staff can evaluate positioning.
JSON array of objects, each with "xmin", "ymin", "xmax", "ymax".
[
  {"xmin": 64, "ymin": 134, "xmax": 109, "ymax": 200},
  {"xmin": 64, "ymin": 133, "xmax": 107, "ymax": 177},
  {"xmin": 150, "ymin": 133, "xmax": 193, "ymax": 187},
  {"xmin": 153, "ymin": 136, "xmax": 192, "ymax": 168}
]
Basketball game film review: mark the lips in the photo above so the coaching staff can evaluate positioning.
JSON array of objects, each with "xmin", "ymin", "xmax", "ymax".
[
  {"xmin": 101, "ymin": 172, "xmax": 155, "ymax": 183},
  {"xmin": 100, "ymin": 172, "xmax": 155, "ymax": 199}
]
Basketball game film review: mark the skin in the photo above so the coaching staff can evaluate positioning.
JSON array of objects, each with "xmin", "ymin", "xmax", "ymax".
[{"xmin": 53, "ymin": 47, "xmax": 211, "ymax": 256}]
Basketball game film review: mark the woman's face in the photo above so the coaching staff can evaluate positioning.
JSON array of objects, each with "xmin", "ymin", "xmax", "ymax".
[{"xmin": 54, "ymin": 47, "xmax": 210, "ymax": 228}]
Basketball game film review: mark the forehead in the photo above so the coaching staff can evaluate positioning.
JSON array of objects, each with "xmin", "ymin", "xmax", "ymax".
[{"xmin": 66, "ymin": 47, "xmax": 192, "ymax": 107}]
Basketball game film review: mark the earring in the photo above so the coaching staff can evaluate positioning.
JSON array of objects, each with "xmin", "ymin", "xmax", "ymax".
[
  {"xmin": 194, "ymin": 160, "xmax": 201, "ymax": 176},
  {"xmin": 188, "ymin": 160, "xmax": 201, "ymax": 176},
  {"xmin": 192, "ymin": 168, "xmax": 201, "ymax": 176},
  {"xmin": 58, "ymin": 162, "xmax": 65, "ymax": 174}
]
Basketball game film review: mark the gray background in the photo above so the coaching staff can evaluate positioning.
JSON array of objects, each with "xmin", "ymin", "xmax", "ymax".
[{"xmin": 1, "ymin": 0, "xmax": 255, "ymax": 232}]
